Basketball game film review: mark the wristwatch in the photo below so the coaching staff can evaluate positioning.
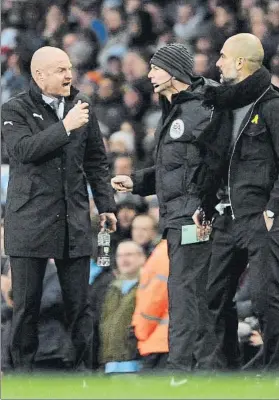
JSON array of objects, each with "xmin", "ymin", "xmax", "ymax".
[{"xmin": 266, "ymin": 210, "xmax": 275, "ymax": 218}]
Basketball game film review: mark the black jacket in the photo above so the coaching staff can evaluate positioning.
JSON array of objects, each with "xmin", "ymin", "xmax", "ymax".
[
  {"xmin": 132, "ymin": 77, "xmax": 217, "ymax": 230},
  {"xmin": 2, "ymin": 80, "xmax": 116, "ymax": 258},
  {"xmin": 229, "ymin": 86, "xmax": 279, "ymax": 218}
]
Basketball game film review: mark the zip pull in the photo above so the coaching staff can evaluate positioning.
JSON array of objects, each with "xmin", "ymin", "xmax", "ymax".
[{"xmin": 210, "ymin": 106, "xmax": 214, "ymax": 121}]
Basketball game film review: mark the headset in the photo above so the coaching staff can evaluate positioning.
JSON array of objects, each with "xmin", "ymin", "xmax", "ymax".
[
  {"xmin": 153, "ymin": 77, "xmax": 174, "ymax": 88},
  {"xmin": 154, "ymin": 76, "xmax": 180, "ymax": 94}
]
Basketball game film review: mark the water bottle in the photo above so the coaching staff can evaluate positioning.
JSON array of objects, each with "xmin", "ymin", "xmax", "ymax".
[{"xmin": 97, "ymin": 225, "xmax": 111, "ymax": 267}]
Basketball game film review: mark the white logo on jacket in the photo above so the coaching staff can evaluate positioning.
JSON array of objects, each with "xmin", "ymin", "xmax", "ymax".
[
  {"xmin": 4, "ymin": 121, "xmax": 13, "ymax": 126},
  {"xmin": 169, "ymin": 119, "xmax": 184, "ymax": 139},
  {"xmin": 33, "ymin": 113, "xmax": 44, "ymax": 120}
]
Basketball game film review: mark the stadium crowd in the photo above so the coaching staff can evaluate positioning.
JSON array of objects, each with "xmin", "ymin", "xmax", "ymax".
[{"xmin": 1, "ymin": 0, "xmax": 279, "ymax": 373}]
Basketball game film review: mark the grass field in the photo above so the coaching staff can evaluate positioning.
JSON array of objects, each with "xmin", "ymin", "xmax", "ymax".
[{"xmin": 1, "ymin": 373, "xmax": 279, "ymax": 399}]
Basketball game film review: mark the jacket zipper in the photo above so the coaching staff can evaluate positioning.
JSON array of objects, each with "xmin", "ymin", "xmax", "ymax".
[
  {"xmin": 210, "ymin": 106, "xmax": 214, "ymax": 121},
  {"xmin": 228, "ymin": 87, "xmax": 270, "ymax": 219}
]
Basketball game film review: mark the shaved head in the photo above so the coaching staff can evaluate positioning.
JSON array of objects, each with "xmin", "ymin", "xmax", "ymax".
[
  {"xmin": 223, "ymin": 33, "xmax": 264, "ymax": 70},
  {"xmin": 31, "ymin": 46, "xmax": 73, "ymax": 97},
  {"xmin": 216, "ymin": 33, "xmax": 264, "ymax": 84},
  {"xmin": 31, "ymin": 47, "xmax": 70, "ymax": 78}
]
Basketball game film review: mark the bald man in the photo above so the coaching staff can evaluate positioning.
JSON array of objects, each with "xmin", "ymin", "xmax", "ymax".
[
  {"xmin": 200, "ymin": 34, "xmax": 279, "ymax": 370},
  {"xmin": 1, "ymin": 46, "xmax": 117, "ymax": 372}
]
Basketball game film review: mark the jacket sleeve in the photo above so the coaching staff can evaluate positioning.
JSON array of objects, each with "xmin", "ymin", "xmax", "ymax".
[
  {"xmin": 262, "ymin": 98, "xmax": 279, "ymax": 215},
  {"xmin": 134, "ymin": 271, "xmax": 168, "ymax": 341},
  {"xmin": 133, "ymin": 242, "xmax": 169, "ymax": 340},
  {"xmin": 131, "ymin": 166, "xmax": 156, "ymax": 196},
  {"xmin": 83, "ymin": 108, "xmax": 116, "ymax": 214},
  {"xmin": 2, "ymin": 101, "xmax": 70, "ymax": 164}
]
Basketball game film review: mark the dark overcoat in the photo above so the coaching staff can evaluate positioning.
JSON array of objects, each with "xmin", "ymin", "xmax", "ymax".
[{"xmin": 2, "ymin": 79, "xmax": 116, "ymax": 258}]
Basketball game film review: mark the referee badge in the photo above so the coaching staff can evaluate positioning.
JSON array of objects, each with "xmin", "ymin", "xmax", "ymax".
[{"xmin": 169, "ymin": 119, "xmax": 184, "ymax": 139}]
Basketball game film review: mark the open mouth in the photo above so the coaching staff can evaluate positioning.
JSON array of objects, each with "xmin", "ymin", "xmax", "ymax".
[{"xmin": 62, "ymin": 82, "xmax": 71, "ymax": 87}]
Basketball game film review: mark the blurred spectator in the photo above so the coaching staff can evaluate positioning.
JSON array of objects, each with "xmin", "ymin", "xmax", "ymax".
[
  {"xmin": 131, "ymin": 214, "xmax": 159, "ymax": 257},
  {"xmin": 121, "ymin": 51, "xmax": 153, "ymax": 125},
  {"xmin": 105, "ymin": 55, "xmax": 123, "ymax": 78},
  {"xmin": 109, "ymin": 129, "xmax": 135, "ymax": 156},
  {"xmin": 193, "ymin": 52, "xmax": 210, "ymax": 77},
  {"xmin": 42, "ymin": 4, "xmax": 68, "ymax": 48},
  {"xmin": 1, "ymin": 27, "xmax": 18, "ymax": 71},
  {"xmin": 77, "ymin": 72, "xmax": 99, "ymax": 98},
  {"xmin": 88, "ymin": 258, "xmax": 115, "ymax": 369},
  {"xmin": 132, "ymin": 240, "xmax": 169, "ymax": 370},
  {"xmin": 126, "ymin": 4, "xmax": 157, "ymax": 49},
  {"xmin": 207, "ymin": 4, "xmax": 238, "ymax": 53},
  {"xmin": 264, "ymin": 1, "xmax": 279, "ymax": 65},
  {"xmin": 94, "ymin": 74, "xmax": 127, "ymax": 133},
  {"xmin": 113, "ymin": 154, "xmax": 133, "ymax": 176},
  {"xmin": 98, "ymin": 6, "xmax": 128, "ymax": 68},
  {"xmin": 267, "ymin": 1, "xmax": 279, "ymax": 39},
  {"xmin": 144, "ymin": 1, "xmax": 169, "ymax": 37},
  {"xmin": 122, "ymin": 50, "xmax": 149, "ymax": 83},
  {"xmin": 99, "ymin": 240, "xmax": 146, "ymax": 373},
  {"xmin": 155, "ymin": 24, "xmax": 175, "ymax": 50},
  {"xmin": 271, "ymin": 53, "xmax": 279, "ymax": 87},
  {"xmin": 173, "ymin": 1, "xmax": 205, "ymax": 45},
  {"xmin": 1, "ymin": 51, "xmax": 29, "ymax": 104},
  {"xmin": 66, "ymin": 34, "xmax": 99, "ymax": 75},
  {"xmin": 13, "ymin": 0, "xmax": 46, "ymax": 79},
  {"xmin": 194, "ymin": 35, "xmax": 214, "ymax": 55},
  {"xmin": 110, "ymin": 201, "xmax": 137, "ymax": 258}
]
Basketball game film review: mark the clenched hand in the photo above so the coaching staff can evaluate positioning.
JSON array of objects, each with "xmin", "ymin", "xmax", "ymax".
[
  {"xmin": 111, "ymin": 175, "xmax": 133, "ymax": 192},
  {"xmin": 63, "ymin": 100, "xmax": 89, "ymax": 131}
]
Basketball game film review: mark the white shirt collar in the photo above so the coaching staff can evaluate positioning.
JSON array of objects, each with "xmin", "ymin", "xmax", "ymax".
[{"xmin": 42, "ymin": 94, "xmax": 65, "ymax": 105}]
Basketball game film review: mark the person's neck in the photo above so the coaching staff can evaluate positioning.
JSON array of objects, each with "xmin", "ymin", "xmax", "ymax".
[
  {"xmin": 121, "ymin": 272, "xmax": 139, "ymax": 280},
  {"xmin": 164, "ymin": 83, "xmax": 190, "ymax": 102},
  {"xmin": 235, "ymin": 68, "xmax": 260, "ymax": 84},
  {"xmin": 42, "ymin": 92, "xmax": 61, "ymax": 100}
]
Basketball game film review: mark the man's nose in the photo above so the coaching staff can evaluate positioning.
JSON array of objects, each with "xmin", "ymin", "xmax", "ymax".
[{"xmin": 66, "ymin": 70, "xmax": 72, "ymax": 79}]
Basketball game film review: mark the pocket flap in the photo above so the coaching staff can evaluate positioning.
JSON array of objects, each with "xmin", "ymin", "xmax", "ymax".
[
  {"xmin": 244, "ymin": 127, "xmax": 266, "ymax": 137},
  {"xmin": 9, "ymin": 177, "xmax": 32, "ymax": 211}
]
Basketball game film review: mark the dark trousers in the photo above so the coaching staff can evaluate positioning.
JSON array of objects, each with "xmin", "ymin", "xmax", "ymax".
[
  {"xmin": 9, "ymin": 256, "xmax": 93, "ymax": 371},
  {"xmin": 166, "ymin": 228, "xmax": 214, "ymax": 372},
  {"xmin": 206, "ymin": 212, "xmax": 279, "ymax": 370},
  {"xmin": 141, "ymin": 353, "xmax": 169, "ymax": 371},
  {"xmin": 263, "ymin": 215, "xmax": 279, "ymax": 370}
]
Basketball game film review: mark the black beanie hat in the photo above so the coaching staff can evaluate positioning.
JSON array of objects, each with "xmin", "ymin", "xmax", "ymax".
[{"xmin": 150, "ymin": 43, "xmax": 194, "ymax": 84}]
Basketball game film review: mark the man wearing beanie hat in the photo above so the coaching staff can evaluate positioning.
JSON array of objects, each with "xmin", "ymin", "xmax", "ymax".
[
  {"xmin": 149, "ymin": 43, "xmax": 194, "ymax": 86},
  {"xmin": 112, "ymin": 43, "xmax": 219, "ymax": 374}
]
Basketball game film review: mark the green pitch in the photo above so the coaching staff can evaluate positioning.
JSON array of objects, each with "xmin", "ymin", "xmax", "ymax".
[{"xmin": 1, "ymin": 373, "xmax": 279, "ymax": 399}]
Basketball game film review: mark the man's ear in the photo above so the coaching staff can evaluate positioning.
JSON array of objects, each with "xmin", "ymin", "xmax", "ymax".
[
  {"xmin": 36, "ymin": 69, "xmax": 44, "ymax": 82},
  {"xmin": 236, "ymin": 57, "xmax": 244, "ymax": 71}
]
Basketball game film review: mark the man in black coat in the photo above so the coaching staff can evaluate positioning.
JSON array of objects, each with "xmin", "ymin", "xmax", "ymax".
[
  {"xmin": 200, "ymin": 33, "xmax": 279, "ymax": 370},
  {"xmin": 112, "ymin": 43, "xmax": 218, "ymax": 373},
  {"xmin": 1, "ymin": 46, "xmax": 117, "ymax": 371}
]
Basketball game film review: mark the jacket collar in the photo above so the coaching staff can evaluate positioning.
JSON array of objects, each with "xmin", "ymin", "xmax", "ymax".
[{"xmin": 29, "ymin": 78, "xmax": 79, "ymax": 105}]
